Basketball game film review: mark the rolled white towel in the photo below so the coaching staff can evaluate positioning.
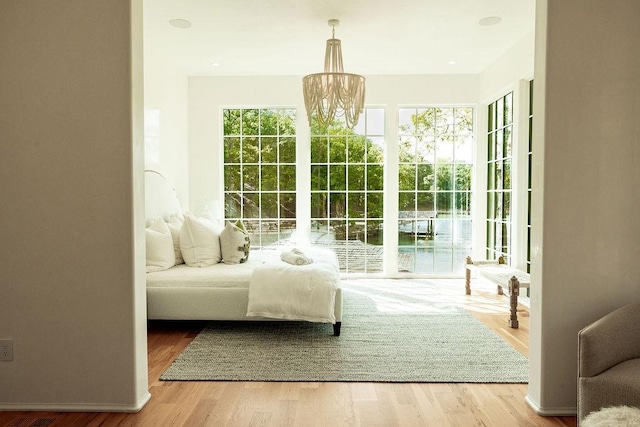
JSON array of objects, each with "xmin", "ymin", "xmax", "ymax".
[
  {"xmin": 291, "ymin": 248, "xmax": 312, "ymax": 262},
  {"xmin": 280, "ymin": 249, "xmax": 313, "ymax": 265}
]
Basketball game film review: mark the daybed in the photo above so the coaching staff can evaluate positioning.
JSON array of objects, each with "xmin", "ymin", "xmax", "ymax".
[{"xmin": 144, "ymin": 170, "xmax": 343, "ymax": 336}]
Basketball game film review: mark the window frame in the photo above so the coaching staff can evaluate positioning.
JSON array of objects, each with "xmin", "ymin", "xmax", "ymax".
[{"xmin": 222, "ymin": 108, "xmax": 297, "ymax": 248}]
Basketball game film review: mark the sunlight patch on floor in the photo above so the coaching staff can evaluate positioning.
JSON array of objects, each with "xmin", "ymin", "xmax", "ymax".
[{"xmin": 341, "ymin": 277, "xmax": 516, "ymax": 315}]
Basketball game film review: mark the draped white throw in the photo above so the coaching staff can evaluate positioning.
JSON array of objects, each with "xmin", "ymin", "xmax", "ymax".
[{"xmin": 247, "ymin": 248, "xmax": 340, "ymax": 324}]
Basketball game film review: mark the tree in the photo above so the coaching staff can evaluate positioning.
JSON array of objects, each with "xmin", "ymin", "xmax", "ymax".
[
  {"xmin": 310, "ymin": 116, "xmax": 384, "ymax": 221},
  {"xmin": 223, "ymin": 108, "xmax": 472, "ymax": 249},
  {"xmin": 222, "ymin": 108, "xmax": 297, "ymax": 225},
  {"xmin": 398, "ymin": 107, "xmax": 473, "ymax": 215}
]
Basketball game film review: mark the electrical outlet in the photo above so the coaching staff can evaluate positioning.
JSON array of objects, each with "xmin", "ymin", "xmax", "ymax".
[{"xmin": 0, "ymin": 339, "xmax": 13, "ymax": 361}]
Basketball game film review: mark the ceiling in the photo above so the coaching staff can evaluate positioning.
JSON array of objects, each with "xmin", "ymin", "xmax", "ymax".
[{"xmin": 143, "ymin": 0, "xmax": 535, "ymax": 77}]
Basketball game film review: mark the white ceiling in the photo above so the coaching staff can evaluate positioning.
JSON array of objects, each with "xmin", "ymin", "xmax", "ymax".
[{"xmin": 143, "ymin": 0, "xmax": 535, "ymax": 77}]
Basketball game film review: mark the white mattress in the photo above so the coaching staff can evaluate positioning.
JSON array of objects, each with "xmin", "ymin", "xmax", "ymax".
[{"xmin": 146, "ymin": 249, "xmax": 278, "ymax": 289}]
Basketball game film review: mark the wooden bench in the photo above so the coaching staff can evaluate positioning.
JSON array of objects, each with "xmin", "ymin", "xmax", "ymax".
[{"xmin": 465, "ymin": 256, "xmax": 530, "ymax": 328}]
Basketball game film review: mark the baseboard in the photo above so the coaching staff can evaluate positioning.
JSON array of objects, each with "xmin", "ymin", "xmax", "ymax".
[
  {"xmin": 525, "ymin": 394, "xmax": 576, "ymax": 417},
  {"xmin": 0, "ymin": 392, "xmax": 151, "ymax": 413}
]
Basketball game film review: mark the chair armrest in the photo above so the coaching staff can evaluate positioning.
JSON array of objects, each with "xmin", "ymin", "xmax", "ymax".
[{"xmin": 578, "ymin": 303, "xmax": 640, "ymax": 378}]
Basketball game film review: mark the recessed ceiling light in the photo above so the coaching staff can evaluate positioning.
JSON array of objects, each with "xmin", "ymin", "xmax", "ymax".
[
  {"xmin": 447, "ymin": 60, "xmax": 457, "ymax": 65},
  {"xmin": 210, "ymin": 62, "xmax": 220, "ymax": 67},
  {"xmin": 479, "ymin": 16, "xmax": 502, "ymax": 27},
  {"xmin": 169, "ymin": 19, "xmax": 192, "ymax": 29}
]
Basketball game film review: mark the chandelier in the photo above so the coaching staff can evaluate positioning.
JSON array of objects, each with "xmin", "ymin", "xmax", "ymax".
[{"xmin": 302, "ymin": 19, "xmax": 366, "ymax": 129}]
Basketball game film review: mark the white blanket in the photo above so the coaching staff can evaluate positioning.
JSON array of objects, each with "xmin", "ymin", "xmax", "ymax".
[{"xmin": 246, "ymin": 248, "xmax": 339, "ymax": 324}]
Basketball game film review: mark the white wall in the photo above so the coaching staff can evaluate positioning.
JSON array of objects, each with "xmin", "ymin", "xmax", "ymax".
[
  {"xmin": 0, "ymin": 0, "xmax": 149, "ymax": 411},
  {"xmin": 527, "ymin": 0, "xmax": 640, "ymax": 415},
  {"xmin": 143, "ymin": 68, "xmax": 190, "ymax": 208},
  {"xmin": 478, "ymin": 31, "xmax": 535, "ymax": 103}
]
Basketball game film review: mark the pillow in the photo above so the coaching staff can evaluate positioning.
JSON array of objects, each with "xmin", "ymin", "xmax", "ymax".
[
  {"xmin": 219, "ymin": 220, "xmax": 250, "ymax": 265},
  {"xmin": 167, "ymin": 214, "xmax": 184, "ymax": 265},
  {"xmin": 145, "ymin": 218, "xmax": 175, "ymax": 273},
  {"xmin": 179, "ymin": 213, "xmax": 223, "ymax": 267}
]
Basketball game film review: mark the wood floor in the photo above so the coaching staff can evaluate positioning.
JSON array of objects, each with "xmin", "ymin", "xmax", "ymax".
[{"xmin": 0, "ymin": 279, "xmax": 577, "ymax": 427}]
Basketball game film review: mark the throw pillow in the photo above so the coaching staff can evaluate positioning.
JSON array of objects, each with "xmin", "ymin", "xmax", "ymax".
[
  {"xmin": 167, "ymin": 214, "xmax": 185, "ymax": 265},
  {"xmin": 180, "ymin": 213, "xmax": 223, "ymax": 267},
  {"xmin": 219, "ymin": 220, "xmax": 250, "ymax": 264},
  {"xmin": 145, "ymin": 218, "xmax": 175, "ymax": 273}
]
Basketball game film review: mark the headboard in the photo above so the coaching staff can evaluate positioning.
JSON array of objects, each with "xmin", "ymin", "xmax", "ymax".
[{"xmin": 145, "ymin": 170, "xmax": 183, "ymax": 221}]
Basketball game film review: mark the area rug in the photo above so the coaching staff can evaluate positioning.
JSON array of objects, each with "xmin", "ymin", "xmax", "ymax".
[{"xmin": 160, "ymin": 280, "xmax": 529, "ymax": 383}]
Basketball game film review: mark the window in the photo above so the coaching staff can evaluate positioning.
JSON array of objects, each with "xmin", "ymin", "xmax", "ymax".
[
  {"xmin": 486, "ymin": 93, "xmax": 513, "ymax": 262},
  {"xmin": 310, "ymin": 110, "xmax": 385, "ymax": 273},
  {"xmin": 223, "ymin": 108, "xmax": 296, "ymax": 248},
  {"xmin": 398, "ymin": 107, "xmax": 474, "ymax": 273}
]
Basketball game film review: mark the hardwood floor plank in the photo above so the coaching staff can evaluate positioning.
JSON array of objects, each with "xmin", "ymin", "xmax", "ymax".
[
  {"xmin": 409, "ymin": 384, "xmax": 450, "ymax": 424},
  {"xmin": 353, "ymin": 399, "xmax": 396, "ymax": 426},
  {"xmin": 350, "ymin": 383, "xmax": 377, "ymax": 402}
]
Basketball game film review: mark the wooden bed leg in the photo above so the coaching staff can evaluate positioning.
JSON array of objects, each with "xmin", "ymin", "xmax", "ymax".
[
  {"xmin": 333, "ymin": 322, "xmax": 342, "ymax": 336},
  {"xmin": 508, "ymin": 276, "xmax": 520, "ymax": 329}
]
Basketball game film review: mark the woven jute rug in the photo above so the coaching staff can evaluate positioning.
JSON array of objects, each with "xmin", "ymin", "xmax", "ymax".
[{"xmin": 161, "ymin": 280, "xmax": 529, "ymax": 383}]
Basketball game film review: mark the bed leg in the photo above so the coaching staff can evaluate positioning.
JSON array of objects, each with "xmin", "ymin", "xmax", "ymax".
[{"xmin": 333, "ymin": 322, "xmax": 342, "ymax": 336}]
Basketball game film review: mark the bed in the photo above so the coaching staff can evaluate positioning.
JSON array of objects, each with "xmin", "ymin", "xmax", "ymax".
[{"xmin": 145, "ymin": 170, "xmax": 343, "ymax": 336}]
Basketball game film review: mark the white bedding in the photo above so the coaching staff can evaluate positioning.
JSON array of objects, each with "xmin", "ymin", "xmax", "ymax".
[
  {"xmin": 146, "ymin": 249, "xmax": 278, "ymax": 289},
  {"xmin": 246, "ymin": 247, "xmax": 339, "ymax": 324}
]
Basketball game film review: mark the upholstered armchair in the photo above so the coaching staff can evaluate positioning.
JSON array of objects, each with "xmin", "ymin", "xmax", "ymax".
[{"xmin": 578, "ymin": 303, "xmax": 640, "ymax": 422}]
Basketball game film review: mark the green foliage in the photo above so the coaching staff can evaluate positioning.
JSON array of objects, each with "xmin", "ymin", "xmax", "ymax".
[
  {"xmin": 398, "ymin": 107, "xmax": 473, "ymax": 215},
  {"xmin": 223, "ymin": 108, "xmax": 297, "ymax": 221},
  {"xmin": 309, "ymin": 115, "xmax": 385, "ymax": 222},
  {"xmin": 223, "ymin": 107, "xmax": 473, "ymax": 229}
]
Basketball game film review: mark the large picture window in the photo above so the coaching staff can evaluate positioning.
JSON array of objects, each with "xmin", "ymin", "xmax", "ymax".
[
  {"xmin": 398, "ymin": 107, "xmax": 474, "ymax": 273},
  {"xmin": 221, "ymin": 105, "xmax": 476, "ymax": 276},
  {"xmin": 222, "ymin": 108, "xmax": 296, "ymax": 248},
  {"xmin": 310, "ymin": 110, "xmax": 385, "ymax": 273},
  {"xmin": 486, "ymin": 93, "xmax": 513, "ymax": 262}
]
